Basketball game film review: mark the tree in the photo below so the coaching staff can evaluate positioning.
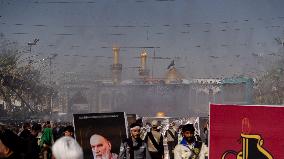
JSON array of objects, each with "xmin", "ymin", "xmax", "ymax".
[
  {"xmin": 0, "ymin": 34, "xmax": 54, "ymax": 116},
  {"xmin": 254, "ymin": 51, "xmax": 284, "ymax": 105}
]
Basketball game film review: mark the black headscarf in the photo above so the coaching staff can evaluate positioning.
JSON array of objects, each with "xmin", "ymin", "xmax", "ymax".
[{"xmin": 0, "ymin": 129, "xmax": 23, "ymax": 153}]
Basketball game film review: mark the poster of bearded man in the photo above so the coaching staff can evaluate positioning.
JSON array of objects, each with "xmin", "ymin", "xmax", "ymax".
[{"xmin": 73, "ymin": 112, "xmax": 128, "ymax": 159}]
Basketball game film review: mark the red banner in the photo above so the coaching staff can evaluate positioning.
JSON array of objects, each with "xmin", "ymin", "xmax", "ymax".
[{"xmin": 209, "ymin": 104, "xmax": 284, "ymax": 159}]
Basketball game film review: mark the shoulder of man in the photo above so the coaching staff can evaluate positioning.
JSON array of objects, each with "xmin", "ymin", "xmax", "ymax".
[
  {"xmin": 194, "ymin": 140, "xmax": 203, "ymax": 149},
  {"xmin": 174, "ymin": 144, "xmax": 189, "ymax": 154},
  {"xmin": 151, "ymin": 130, "xmax": 162, "ymax": 136},
  {"xmin": 174, "ymin": 144, "xmax": 187, "ymax": 149},
  {"xmin": 174, "ymin": 144, "xmax": 193, "ymax": 157}
]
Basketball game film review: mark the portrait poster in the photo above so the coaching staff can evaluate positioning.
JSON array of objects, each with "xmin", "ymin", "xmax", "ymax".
[
  {"xmin": 73, "ymin": 112, "xmax": 128, "ymax": 159},
  {"xmin": 210, "ymin": 104, "xmax": 284, "ymax": 159}
]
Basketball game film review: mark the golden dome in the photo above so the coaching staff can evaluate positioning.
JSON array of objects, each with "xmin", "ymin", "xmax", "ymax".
[
  {"xmin": 164, "ymin": 67, "xmax": 184, "ymax": 84},
  {"xmin": 156, "ymin": 112, "xmax": 166, "ymax": 117}
]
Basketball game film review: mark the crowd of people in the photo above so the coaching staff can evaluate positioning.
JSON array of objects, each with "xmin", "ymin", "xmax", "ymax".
[
  {"xmin": 0, "ymin": 119, "xmax": 208, "ymax": 159},
  {"xmin": 0, "ymin": 120, "xmax": 80, "ymax": 159},
  {"xmin": 119, "ymin": 120, "xmax": 209, "ymax": 159}
]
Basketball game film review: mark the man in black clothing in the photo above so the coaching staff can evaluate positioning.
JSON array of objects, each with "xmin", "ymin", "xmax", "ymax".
[
  {"xmin": 25, "ymin": 123, "xmax": 42, "ymax": 159},
  {"xmin": 52, "ymin": 122, "xmax": 63, "ymax": 141},
  {"xmin": 165, "ymin": 122, "xmax": 178, "ymax": 159},
  {"xmin": 119, "ymin": 123, "xmax": 151, "ymax": 159},
  {"xmin": 19, "ymin": 122, "xmax": 31, "ymax": 139},
  {"xmin": 145, "ymin": 120, "xmax": 164, "ymax": 159}
]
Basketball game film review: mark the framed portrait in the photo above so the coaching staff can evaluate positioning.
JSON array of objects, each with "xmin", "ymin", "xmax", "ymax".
[{"xmin": 73, "ymin": 112, "xmax": 128, "ymax": 159}]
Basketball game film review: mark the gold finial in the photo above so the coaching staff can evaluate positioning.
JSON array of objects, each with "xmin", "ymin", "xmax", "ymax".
[{"xmin": 141, "ymin": 49, "xmax": 147, "ymax": 57}]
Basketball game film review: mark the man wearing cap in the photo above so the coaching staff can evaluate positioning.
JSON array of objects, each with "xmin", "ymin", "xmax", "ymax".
[
  {"xmin": 145, "ymin": 120, "xmax": 164, "ymax": 159},
  {"xmin": 119, "ymin": 122, "xmax": 151, "ymax": 159},
  {"xmin": 173, "ymin": 124, "xmax": 206, "ymax": 159}
]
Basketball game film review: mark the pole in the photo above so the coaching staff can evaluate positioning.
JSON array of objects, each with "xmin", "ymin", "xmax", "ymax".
[
  {"xmin": 48, "ymin": 53, "xmax": 57, "ymax": 119},
  {"xmin": 152, "ymin": 48, "xmax": 156, "ymax": 78},
  {"xmin": 49, "ymin": 57, "xmax": 52, "ymax": 118},
  {"xmin": 49, "ymin": 56, "xmax": 54, "ymax": 119}
]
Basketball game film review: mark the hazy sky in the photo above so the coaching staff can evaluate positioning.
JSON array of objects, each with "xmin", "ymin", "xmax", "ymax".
[{"xmin": 1, "ymin": 0, "xmax": 284, "ymax": 82}]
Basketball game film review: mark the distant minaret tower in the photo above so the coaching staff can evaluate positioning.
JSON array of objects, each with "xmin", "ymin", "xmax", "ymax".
[
  {"xmin": 111, "ymin": 47, "xmax": 122, "ymax": 84},
  {"xmin": 138, "ymin": 49, "xmax": 150, "ymax": 77}
]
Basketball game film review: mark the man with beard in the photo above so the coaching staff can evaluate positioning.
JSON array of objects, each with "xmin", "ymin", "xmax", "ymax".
[
  {"xmin": 173, "ymin": 124, "xmax": 206, "ymax": 159},
  {"xmin": 90, "ymin": 134, "xmax": 118, "ymax": 159},
  {"xmin": 119, "ymin": 123, "xmax": 151, "ymax": 159}
]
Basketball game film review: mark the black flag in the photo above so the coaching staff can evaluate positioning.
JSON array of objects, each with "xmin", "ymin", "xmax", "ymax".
[{"xmin": 167, "ymin": 60, "xmax": 175, "ymax": 69}]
